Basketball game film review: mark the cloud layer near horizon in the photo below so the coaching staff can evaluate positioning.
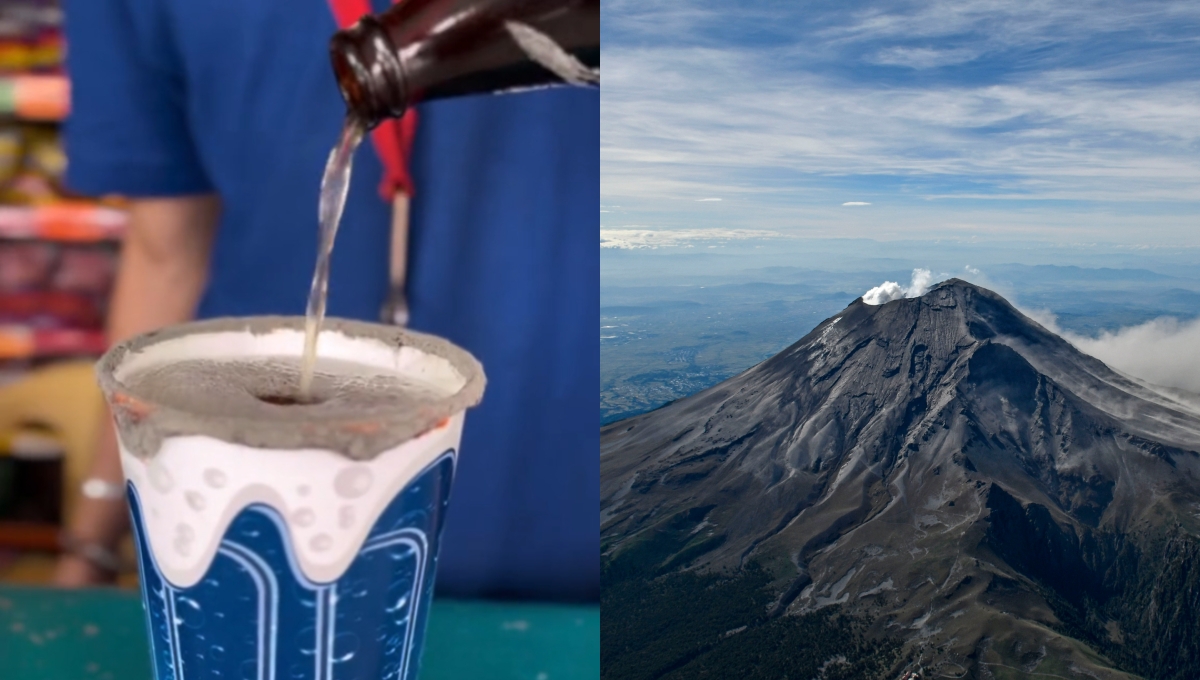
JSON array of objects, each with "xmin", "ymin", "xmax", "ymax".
[
  {"xmin": 600, "ymin": 228, "xmax": 782, "ymax": 249},
  {"xmin": 602, "ymin": 0, "xmax": 1200, "ymax": 241}
]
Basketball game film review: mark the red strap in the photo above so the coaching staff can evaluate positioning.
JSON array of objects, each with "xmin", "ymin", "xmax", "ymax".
[{"xmin": 329, "ymin": 0, "xmax": 417, "ymax": 200}]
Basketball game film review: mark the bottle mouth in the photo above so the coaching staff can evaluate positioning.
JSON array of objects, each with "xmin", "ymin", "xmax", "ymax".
[{"xmin": 329, "ymin": 16, "xmax": 408, "ymax": 128}]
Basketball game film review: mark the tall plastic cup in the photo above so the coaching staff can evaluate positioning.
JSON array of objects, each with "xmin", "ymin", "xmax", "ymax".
[{"xmin": 95, "ymin": 316, "xmax": 485, "ymax": 680}]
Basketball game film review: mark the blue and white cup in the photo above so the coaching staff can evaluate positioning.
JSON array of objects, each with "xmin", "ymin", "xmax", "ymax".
[{"xmin": 96, "ymin": 317, "xmax": 485, "ymax": 680}]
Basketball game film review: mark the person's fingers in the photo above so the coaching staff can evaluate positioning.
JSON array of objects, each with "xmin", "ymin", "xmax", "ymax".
[{"xmin": 51, "ymin": 554, "xmax": 116, "ymax": 588}]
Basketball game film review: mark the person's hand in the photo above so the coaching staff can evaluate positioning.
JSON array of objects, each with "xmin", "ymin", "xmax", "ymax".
[{"xmin": 52, "ymin": 552, "xmax": 118, "ymax": 588}]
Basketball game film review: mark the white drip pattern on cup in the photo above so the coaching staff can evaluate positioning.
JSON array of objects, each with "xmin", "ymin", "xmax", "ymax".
[{"xmin": 119, "ymin": 415, "xmax": 463, "ymax": 588}]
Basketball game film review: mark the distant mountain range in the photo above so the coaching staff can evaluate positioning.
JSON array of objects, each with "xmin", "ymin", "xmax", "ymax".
[{"xmin": 601, "ymin": 280, "xmax": 1200, "ymax": 680}]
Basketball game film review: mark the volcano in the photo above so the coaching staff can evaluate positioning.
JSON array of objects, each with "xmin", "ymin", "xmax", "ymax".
[{"xmin": 601, "ymin": 280, "xmax": 1200, "ymax": 680}]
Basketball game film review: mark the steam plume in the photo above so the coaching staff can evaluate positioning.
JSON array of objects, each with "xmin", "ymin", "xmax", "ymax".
[{"xmin": 863, "ymin": 268, "xmax": 941, "ymax": 305}]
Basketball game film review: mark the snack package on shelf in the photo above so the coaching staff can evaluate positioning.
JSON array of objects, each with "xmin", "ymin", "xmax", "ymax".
[
  {"xmin": 0, "ymin": 125, "xmax": 21, "ymax": 187},
  {"xmin": 0, "ymin": 121, "xmax": 127, "ymax": 235},
  {"xmin": 0, "ymin": 73, "xmax": 68, "ymax": 121},
  {"xmin": 0, "ymin": 290, "xmax": 106, "ymax": 328},
  {"xmin": 0, "ymin": 0, "xmax": 66, "ymax": 125},
  {"xmin": 0, "ymin": 239, "xmax": 54, "ymax": 290},
  {"xmin": 0, "ymin": 334, "xmax": 110, "ymax": 386},
  {"xmin": 0, "ymin": 122, "xmax": 69, "ymax": 205},
  {"xmin": 0, "ymin": 239, "xmax": 114, "ymax": 293},
  {"xmin": 8, "ymin": 125, "xmax": 65, "ymax": 201},
  {"xmin": 0, "ymin": 238, "xmax": 116, "ymax": 321},
  {"xmin": 0, "ymin": 1, "xmax": 61, "ymax": 76},
  {"xmin": 0, "ymin": 216, "xmax": 120, "ymax": 368},
  {"xmin": 52, "ymin": 246, "xmax": 115, "ymax": 293}
]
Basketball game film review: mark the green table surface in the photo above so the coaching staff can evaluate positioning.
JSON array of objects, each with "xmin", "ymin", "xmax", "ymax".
[{"xmin": 0, "ymin": 585, "xmax": 598, "ymax": 679}]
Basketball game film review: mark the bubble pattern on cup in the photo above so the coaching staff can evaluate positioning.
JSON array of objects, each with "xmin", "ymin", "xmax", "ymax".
[
  {"xmin": 149, "ymin": 462, "xmax": 174, "ymax": 492},
  {"xmin": 203, "ymin": 468, "xmax": 227, "ymax": 489},
  {"xmin": 186, "ymin": 491, "xmax": 206, "ymax": 512},
  {"xmin": 293, "ymin": 507, "xmax": 316, "ymax": 527},
  {"xmin": 334, "ymin": 466, "xmax": 373, "ymax": 498}
]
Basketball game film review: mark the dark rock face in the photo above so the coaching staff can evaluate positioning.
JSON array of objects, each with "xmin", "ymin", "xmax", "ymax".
[{"xmin": 601, "ymin": 279, "xmax": 1200, "ymax": 679}]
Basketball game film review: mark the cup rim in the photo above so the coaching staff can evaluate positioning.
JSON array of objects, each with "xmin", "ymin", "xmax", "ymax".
[{"xmin": 96, "ymin": 315, "xmax": 486, "ymax": 460}]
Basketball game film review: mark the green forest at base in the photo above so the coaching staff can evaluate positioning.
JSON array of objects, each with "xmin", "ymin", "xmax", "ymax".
[
  {"xmin": 601, "ymin": 508, "xmax": 905, "ymax": 680},
  {"xmin": 1031, "ymin": 531, "xmax": 1200, "ymax": 680}
]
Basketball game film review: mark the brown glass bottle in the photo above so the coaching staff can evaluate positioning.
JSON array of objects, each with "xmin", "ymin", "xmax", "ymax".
[{"xmin": 330, "ymin": 0, "xmax": 599, "ymax": 128}]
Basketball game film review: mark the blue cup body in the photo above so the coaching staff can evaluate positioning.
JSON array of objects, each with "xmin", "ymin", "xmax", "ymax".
[{"xmin": 127, "ymin": 451, "xmax": 455, "ymax": 680}]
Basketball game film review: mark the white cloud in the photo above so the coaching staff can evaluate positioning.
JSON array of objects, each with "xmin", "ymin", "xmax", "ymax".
[
  {"xmin": 603, "ymin": 46, "xmax": 1200, "ymax": 204},
  {"xmin": 820, "ymin": 0, "xmax": 1200, "ymax": 50},
  {"xmin": 868, "ymin": 46, "xmax": 981, "ymax": 69},
  {"xmin": 1026, "ymin": 311, "xmax": 1200, "ymax": 394},
  {"xmin": 600, "ymin": 228, "xmax": 783, "ymax": 249},
  {"xmin": 842, "ymin": 201, "xmax": 872, "ymax": 206},
  {"xmin": 696, "ymin": 198, "xmax": 723, "ymax": 202},
  {"xmin": 601, "ymin": 1, "xmax": 1200, "ymax": 241}
]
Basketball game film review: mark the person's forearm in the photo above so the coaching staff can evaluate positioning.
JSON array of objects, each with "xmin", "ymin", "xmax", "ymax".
[
  {"xmin": 107, "ymin": 196, "xmax": 222, "ymax": 340},
  {"xmin": 59, "ymin": 195, "xmax": 220, "ymax": 575}
]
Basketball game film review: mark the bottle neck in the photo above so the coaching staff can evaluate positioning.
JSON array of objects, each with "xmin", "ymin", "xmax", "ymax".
[
  {"xmin": 330, "ymin": 0, "xmax": 599, "ymax": 128},
  {"xmin": 329, "ymin": 15, "xmax": 409, "ymax": 129}
]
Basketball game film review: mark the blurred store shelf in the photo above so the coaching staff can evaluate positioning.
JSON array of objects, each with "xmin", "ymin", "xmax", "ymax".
[
  {"xmin": 0, "ymin": 521, "xmax": 58, "ymax": 551},
  {"xmin": 0, "ymin": 325, "xmax": 105, "ymax": 360},
  {"xmin": 0, "ymin": 2, "xmax": 118, "ymax": 560}
]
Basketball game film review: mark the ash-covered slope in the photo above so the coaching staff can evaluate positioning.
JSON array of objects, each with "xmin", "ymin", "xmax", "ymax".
[{"xmin": 601, "ymin": 280, "xmax": 1200, "ymax": 679}]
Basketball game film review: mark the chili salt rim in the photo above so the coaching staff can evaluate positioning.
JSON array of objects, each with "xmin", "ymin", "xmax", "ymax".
[{"xmin": 95, "ymin": 315, "xmax": 486, "ymax": 460}]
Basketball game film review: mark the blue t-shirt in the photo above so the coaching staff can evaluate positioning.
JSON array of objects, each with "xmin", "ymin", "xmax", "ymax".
[{"xmin": 63, "ymin": 0, "xmax": 598, "ymax": 601}]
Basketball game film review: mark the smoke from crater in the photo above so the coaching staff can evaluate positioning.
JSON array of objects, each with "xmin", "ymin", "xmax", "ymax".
[{"xmin": 862, "ymin": 268, "xmax": 941, "ymax": 305}]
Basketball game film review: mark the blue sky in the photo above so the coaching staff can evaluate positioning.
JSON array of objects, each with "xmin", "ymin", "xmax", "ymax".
[{"xmin": 601, "ymin": 0, "xmax": 1200, "ymax": 247}]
